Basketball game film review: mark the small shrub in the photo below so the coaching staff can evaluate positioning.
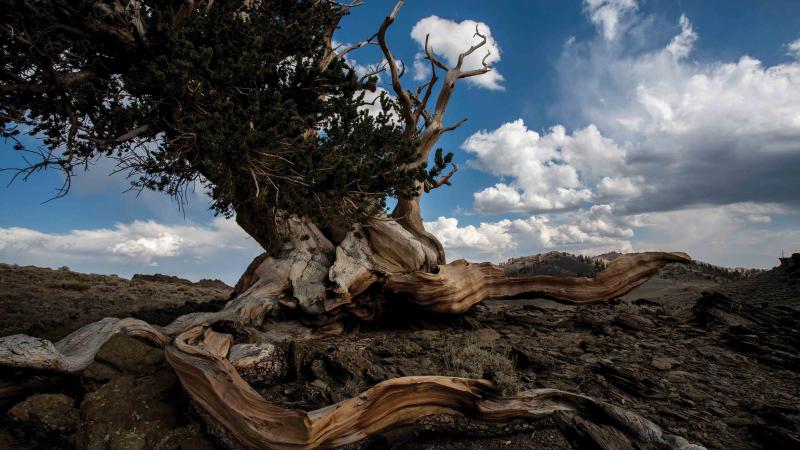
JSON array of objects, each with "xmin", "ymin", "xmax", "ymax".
[
  {"xmin": 442, "ymin": 335, "xmax": 519, "ymax": 395},
  {"xmin": 615, "ymin": 302, "xmax": 640, "ymax": 314}
]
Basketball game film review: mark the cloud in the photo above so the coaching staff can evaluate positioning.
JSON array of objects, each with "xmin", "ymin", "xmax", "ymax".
[
  {"xmin": 665, "ymin": 14, "xmax": 697, "ymax": 59},
  {"xmin": 0, "ymin": 218, "xmax": 262, "ymax": 284},
  {"xmin": 412, "ymin": 52, "xmax": 432, "ymax": 82},
  {"xmin": 424, "ymin": 217, "xmax": 515, "ymax": 256},
  {"xmin": 462, "ymin": 120, "xmax": 630, "ymax": 213},
  {"xmin": 556, "ymin": 13, "xmax": 800, "ymax": 214},
  {"xmin": 787, "ymin": 38, "xmax": 800, "ymax": 59},
  {"xmin": 465, "ymin": 13, "xmax": 800, "ymax": 217},
  {"xmin": 629, "ymin": 203, "xmax": 799, "ymax": 268},
  {"xmin": 583, "ymin": 0, "xmax": 638, "ymax": 41},
  {"xmin": 426, "ymin": 202, "xmax": 797, "ymax": 268},
  {"xmin": 425, "ymin": 205, "xmax": 634, "ymax": 262},
  {"xmin": 410, "ymin": 16, "xmax": 504, "ymax": 90},
  {"xmin": 596, "ymin": 176, "xmax": 644, "ymax": 199},
  {"xmin": 455, "ymin": 9, "xmax": 800, "ymax": 268},
  {"xmin": 112, "ymin": 232, "xmax": 183, "ymax": 259}
]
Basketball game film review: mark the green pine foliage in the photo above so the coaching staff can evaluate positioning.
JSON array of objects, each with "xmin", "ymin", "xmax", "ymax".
[{"xmin": 1, "ymin": 0, "xmax": 434, "ymax": 236}]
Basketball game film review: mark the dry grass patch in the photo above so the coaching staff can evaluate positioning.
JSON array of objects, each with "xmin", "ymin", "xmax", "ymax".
[{"xmin": 442, "ymin": 334, "xmax": 520, "ymax": 395}]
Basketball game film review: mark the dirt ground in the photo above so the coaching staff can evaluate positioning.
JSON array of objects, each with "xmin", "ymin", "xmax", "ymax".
[{"xmin": 0, "ymin": 260, "xmax": 798, "ymax": 449}]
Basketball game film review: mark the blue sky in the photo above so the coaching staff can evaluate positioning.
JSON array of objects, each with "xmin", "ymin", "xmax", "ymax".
[{"xmin": 2, "ymin": 0, "xmax": 800, "ymax": 283}]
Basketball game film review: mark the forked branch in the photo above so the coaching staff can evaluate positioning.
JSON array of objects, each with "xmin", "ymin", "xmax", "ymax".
[{"xmin": 376, "ymin": 0, "xmax": 416, "ymax": 131}]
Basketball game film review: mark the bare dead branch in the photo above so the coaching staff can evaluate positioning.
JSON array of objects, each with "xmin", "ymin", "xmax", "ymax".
[
  {"xmin": 424, "ymin": 34, "xmax": 450, "ymax": 72},
  {"xmin": 376, "ymin": 0, "xmax": 416, "ymax": 131},
  {"xmin": 442, "ymin": 118, "xmax": 467, "ymax": 133},
  {"xmin": 455, "ymin": 25, "xmax": 488, "ymax": 70},
  {"xmin": 336, "ymin": 38, "xmax": 374, "ymax": 60},
  {"xmin": 250, "ymin": 168, "xmax": 260, "ymax": 199},
  {"xmin": 320, "ymin": 1, "xmax": 367, "ymax": 70},
  {"xmin": 114, "ymin": 124, "xmax": 150, "ymax": 143},
  {"xmin": 458, "ymin": 50, "xmax": 492, "ymax": 79}
]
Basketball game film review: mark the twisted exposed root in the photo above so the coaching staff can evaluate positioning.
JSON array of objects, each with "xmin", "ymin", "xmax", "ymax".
[
  {"xmin": 0, "ymin": 294, "xmax": 278, "ymax": 372},
  {"xmin": 386, "ymin": 252, "xmax": 691, "ymax": 313},
  {"xmin": 0, "ymin": 318, "xmax": 167, "ymax": 372},
  {"xmin": 166, "ymin": 325, "xmax": 705, "ymax": 450},
  {"xmin": 0, "ymin": 252, "xmax": 689, "ymax": 373}
]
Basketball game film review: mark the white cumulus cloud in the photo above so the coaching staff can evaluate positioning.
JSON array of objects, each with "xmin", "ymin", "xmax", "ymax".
[
  {"xmin": 665, "ymin": 14, "xmax": 698, "ymax": 59},
  {"xmin": 425, "ymin": 205, "xmax": 634, "ymax": 263},
  {"xmin": 556, "ymin": 13, "xmax": 800, "ymax": 214},
  {"xmin": 462, "ymin": 119, "xmax": 634, "ymax": 213},
  {"xmin": 410, "ymin": 16, "xmax": 504, "ymax": 90},
  {"xmin": 452, "ymin": 9, "xmax": 800, "ymax": 268},
  {"xmin": 0, "ymin": 218, "xmax": 262, "ymax": 284},
  {"xmin": 787, "ymin": 38, "xmax": 800, "ymax": 59}
]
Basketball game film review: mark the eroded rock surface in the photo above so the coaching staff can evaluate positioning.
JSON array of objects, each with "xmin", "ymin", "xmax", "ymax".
[
  {"xmin": 77, "ymin": 372, "xmax": 215, "ymax": 450},
  {"xmin": 7, "ymin": 393, "xmax": 77, "ymax": 446}
]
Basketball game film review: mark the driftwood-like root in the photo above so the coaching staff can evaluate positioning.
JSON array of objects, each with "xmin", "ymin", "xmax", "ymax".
[
  {"xmin": 386, "ymin": 252, "xmax": 691, "ymax": 313},
  {"xmin": 0, "ymin": 318, "xmax": 167, "ymax": 372},
  {"xmin": 166, "ymin": 325, "xmax": 705, "ymax": 450},
  {"xmin": 0, "ymin": 294, "xmax": 277, "ymax": 372}
]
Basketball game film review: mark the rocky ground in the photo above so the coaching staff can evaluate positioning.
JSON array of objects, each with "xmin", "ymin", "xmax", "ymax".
[
  {"xmin": 0, "ymin": 255, "xmax": 798, "ymax": 449},
  {"xmin": 0, "ymin": 263, "xmax": 232, "ymax": 341}
]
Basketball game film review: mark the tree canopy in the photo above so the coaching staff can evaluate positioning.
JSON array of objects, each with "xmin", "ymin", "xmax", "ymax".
[{"xmin": 1, "ymin": 0, "xmax": 453, "ymax": 249}]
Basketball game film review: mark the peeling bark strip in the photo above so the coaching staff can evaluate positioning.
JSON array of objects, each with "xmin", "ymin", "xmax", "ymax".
[
  {"xmin": 386, "ymin": 252, "xmax": 692, "ymax": 313},
  {"xmin": 166, "ymin": 326, "xmax": 705, "ymax": 450}
]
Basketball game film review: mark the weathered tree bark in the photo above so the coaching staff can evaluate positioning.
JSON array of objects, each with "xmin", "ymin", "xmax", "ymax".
[
  {"xmin": 386, "ymin": 251, "xmax": 691, "ymax": 313},
  {"xmin": 0, "ymin": 318, "xmax": 167, "ymax": 372},
  {"xmin": 165, "ymin": 325, "xmax": 704, "ymax": 450}
]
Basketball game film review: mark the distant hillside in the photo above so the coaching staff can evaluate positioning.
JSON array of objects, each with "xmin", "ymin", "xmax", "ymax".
[
  {"xmin": 0, "ymin": 263, "xmax": 230, "ymax": 340},
  {"xmin": 593, "ymin": 251, "xmax": 624, "ymax": 264},
  {"xmin": 658, "ymin": 260, "xmax": 765, "ymax": 283},
  {"xmin": 501, "ymin": 251, "xmax": 606, "ymax": 278},
  {"xmin": 501, "ymin": 250, "xmax": 765, "ymax": 282}
]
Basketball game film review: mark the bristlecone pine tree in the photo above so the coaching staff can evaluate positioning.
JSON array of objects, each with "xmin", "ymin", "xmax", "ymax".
[{"xmin": 0, "ymin": 1, "xmax": 697, "ymax": 448}]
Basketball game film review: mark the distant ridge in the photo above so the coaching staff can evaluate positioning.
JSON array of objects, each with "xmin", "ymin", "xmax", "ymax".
[
  {"xmin": 501, "ymin": 251, "xmax": 766, "ymax": 282},
  {"xmin": 501, "ymin": 251, "xmax": 606, "ymax": 278}
]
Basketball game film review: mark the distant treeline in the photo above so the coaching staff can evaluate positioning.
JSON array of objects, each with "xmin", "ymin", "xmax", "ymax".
[
  {"xmin": 502, "ymin": 252, "xmax": 606, "ymax": 278},
  {"xmin": 502, "ymin": 251, "xmax": 762, "ymax": 281},
  {"xmin": 661, "ymin": 260, "xmax": 765, "ymax": 282}
]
